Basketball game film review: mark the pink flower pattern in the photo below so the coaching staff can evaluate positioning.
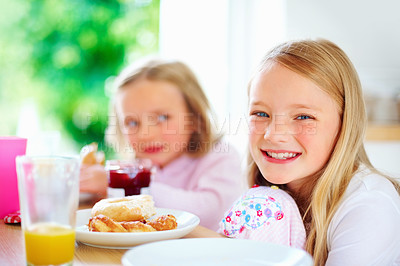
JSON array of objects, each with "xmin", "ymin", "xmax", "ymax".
[
  {"xmin": 219, "ymin": 186, "xmax": 307, "ymax": 250},
  {"xmin": 221, "ymin": 186, "xmax": 285, "ymax": 237}
]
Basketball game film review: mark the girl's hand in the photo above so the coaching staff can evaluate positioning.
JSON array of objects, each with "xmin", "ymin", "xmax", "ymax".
[{"xmin": 80, "ymin": 164, "xmax": 108, "ymax": 197}]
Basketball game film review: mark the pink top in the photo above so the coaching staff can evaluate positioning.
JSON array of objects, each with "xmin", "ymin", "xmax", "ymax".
[
  {"xmin": 149, "ymin": 142, "xmax": 244, "ymax": 230},
  {"xmin": 220, "ymin": 185, "xmax": 306, "ymax": 250}
]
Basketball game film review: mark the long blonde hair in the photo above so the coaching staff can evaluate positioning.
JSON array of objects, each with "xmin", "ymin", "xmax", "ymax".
[
  {"xmin": 105, "ymin": 58, "xmax": 220, "ymax": 158},
  {"xmin": 247, "ymin": 39, "xmax": 400, "ymax": 265}
]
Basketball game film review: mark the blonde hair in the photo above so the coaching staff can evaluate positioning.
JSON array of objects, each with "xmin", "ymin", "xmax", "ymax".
[
  {"xmin": 247, "ymin": 39, "xmax": 400, "ymax": 264},
  {"xmin": 105, "ymin": 58, "xmax": 220, "ymax": 158}
]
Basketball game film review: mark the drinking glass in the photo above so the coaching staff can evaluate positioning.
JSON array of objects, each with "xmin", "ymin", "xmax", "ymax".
[
  {"xmin": 0, "ymin": 136, "xmax": 27, "ymax": 218},
  {"xmin": 106, "ymin": 159, "xmax": 155, "ymax": 198},
  {"xmin": 16, "ymin": 156, "xmax": 80, "ymax": 266}
]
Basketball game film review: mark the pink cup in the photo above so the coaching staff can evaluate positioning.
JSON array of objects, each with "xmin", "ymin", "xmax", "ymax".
[{"xmin": 0, "ymin": 136, "xmax": 27, "ymax": 218}]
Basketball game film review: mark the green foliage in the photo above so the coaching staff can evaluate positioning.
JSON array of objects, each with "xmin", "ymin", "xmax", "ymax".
[{"xmin": 0, "ymin": 0, "xmax": 159, "ymax": 157}]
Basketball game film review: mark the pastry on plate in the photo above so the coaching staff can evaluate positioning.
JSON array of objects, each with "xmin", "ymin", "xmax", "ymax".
[{"xmin": 88, "ymin": 195, "xmax": 177, "ymax": 233}]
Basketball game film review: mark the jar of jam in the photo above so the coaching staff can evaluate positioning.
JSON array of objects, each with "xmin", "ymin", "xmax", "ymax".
[{"xmin": 106, "ymin": 159, "xmax": 155, "ymax": 198}]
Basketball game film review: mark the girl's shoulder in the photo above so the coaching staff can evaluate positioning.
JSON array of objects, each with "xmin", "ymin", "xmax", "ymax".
[
  {"xmin": 334, "ymin": 165, "xmax": 400, "ymax": 219},
  {"xmin": 241, "ymin": 185, "xmax": 297, "ymax": 206},
  {"xmin": 207, "ymin": 140, "xmax": 241, "ymax": 156},
  {"xmin": 347, "ymin": 165, "xmax": 400, "ymax": 199},
  {"xmin": 327, "ymin": 166, "xmax": 400, "ymax": 261},
  {"xmin": 195, "ymin": 140, "xmax": 242, "ymax": 164}
]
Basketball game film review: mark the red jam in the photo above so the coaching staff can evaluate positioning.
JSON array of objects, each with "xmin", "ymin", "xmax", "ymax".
[{"xmin": 108, "ymin": 168, "xmax": 152, "ymax": 196}]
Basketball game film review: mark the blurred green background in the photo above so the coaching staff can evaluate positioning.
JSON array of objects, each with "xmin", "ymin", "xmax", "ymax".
[{"xmin": 0, "ymin": 0, "xmax": 159, "ymax": 157}]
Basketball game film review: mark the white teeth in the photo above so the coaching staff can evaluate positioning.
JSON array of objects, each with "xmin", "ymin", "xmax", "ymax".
[{"xmin": 266, "ymin": 151, "xmax": 297, "ymax": 160}]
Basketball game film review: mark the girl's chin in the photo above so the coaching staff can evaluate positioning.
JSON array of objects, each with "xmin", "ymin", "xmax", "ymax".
[
  {"xmin": 137, "ymin": 152, "xmax": 184, "ymax": 169},
  {"xmin": 264, "ymin": 179, "xmax": 288, "ymax": 185},
  {"xmin": 141, "ymin": 157, "xmax": 167, "ymax": 168},
  {"xmin": 259, "ymin": 170, "xmax": 293, "ymax": 185}
]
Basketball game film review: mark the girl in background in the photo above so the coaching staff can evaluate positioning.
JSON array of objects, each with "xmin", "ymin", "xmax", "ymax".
[{"xmin": 80, "ymin": 58, "xmax": 244, "ymax": 230}]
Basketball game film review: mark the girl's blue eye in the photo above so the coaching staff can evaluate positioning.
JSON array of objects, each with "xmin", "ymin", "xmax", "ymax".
[
  {"xmin": 158, "ymin": 114, "xmax": 168, "ymax": 122},
  {"xmin": 296, "ymin": 115, "xmax": 312, "ymax": 120},
  {"xmin": 255, "ymin": 112, "xmax": 269, "ymax": 118},
  {"xmin": 127, "ymin": 120, "xmax": 139, "ymax": 127}
]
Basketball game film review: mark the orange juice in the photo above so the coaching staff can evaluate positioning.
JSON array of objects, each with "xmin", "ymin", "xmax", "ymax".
[{"xmin": 24, "ymin": 223, "xmax": 75, "ymax": 265}]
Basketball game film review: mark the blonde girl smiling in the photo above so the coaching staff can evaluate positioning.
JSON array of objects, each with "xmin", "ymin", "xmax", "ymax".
[{"xmin": 247, "ymin": 39, "xmax": 400, "ymax": 265}]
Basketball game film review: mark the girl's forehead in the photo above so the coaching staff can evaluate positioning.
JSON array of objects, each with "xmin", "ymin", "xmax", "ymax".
[
  {"xmin": 121, "ymin": 79, "xmax": 183, "ymax": 97},
  {"xmin": 116, "ymin": 79, "xmax": 189, "ymax": 113},
  {"xmin": 248, "ymin": 63, "xmax": 337, "ymax": 110}
]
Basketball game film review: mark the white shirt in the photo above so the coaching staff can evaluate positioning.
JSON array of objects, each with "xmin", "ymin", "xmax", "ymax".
[{"xmin": 326, "ymin": 166, "xmax": 400, "ymax": 265}]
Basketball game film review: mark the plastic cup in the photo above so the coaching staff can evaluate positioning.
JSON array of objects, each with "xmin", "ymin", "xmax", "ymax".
[
  {"xmin": 0, "ymin": 136, "xmax": 27, "ymax": 218},
  {"xmin": 16, "ymin": 156, "xmax": 80, "ymax": 266}
]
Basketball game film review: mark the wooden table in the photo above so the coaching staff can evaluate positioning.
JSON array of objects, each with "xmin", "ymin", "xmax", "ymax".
[
  {"xmin": 0, "ymin": 198, "xmax": 215, "ymax": 266},
  {"xmin": 0, "ymin": 220, "xmax": 126, "ymax": 265},
  {"xmin": 0, "ymin": 198, "xmax": 126, "ymax": 266}
]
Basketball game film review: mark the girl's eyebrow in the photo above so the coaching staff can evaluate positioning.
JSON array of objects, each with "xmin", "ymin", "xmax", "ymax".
[
  {"xmin": 123, "ymin": 109, "xmax": 168, "ymax": 117},
  {"xmin": 290, "ymin": 103, "xmax": 322, "ymax": 111},
  {"xmin": 123, "ymin": 116, "xmax": 137, "ymax": 123},
  {"xmin": 249, "ymin": 100, "xmax": 267, "ymax": 107},
  {"xmin": 249, "ymin": 101, "xmax": 322, "ymax": 111}
]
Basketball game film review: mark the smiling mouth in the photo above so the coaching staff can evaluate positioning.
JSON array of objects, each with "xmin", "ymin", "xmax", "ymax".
[
  {"xmin": 263, "ymin": 150, "xmax": 301, "ymax": 160},
  {"xmin": 144, "ymin": 146, "xmax": 163, "ymax": 153}
]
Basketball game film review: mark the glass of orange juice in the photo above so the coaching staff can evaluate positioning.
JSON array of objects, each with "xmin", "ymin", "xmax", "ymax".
[{"xmin": 16, "ymin": 156, "xmax": 80, "ymax": 266}]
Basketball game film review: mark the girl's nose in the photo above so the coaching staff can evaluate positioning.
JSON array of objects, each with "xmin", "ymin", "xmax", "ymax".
[
  {"xmin": 137, "ymin": 118, "xmax": 160, "ymax": 141},
  {"xmin": 264, "ymin": 116, "xmax": 290, "ymax": 143}
]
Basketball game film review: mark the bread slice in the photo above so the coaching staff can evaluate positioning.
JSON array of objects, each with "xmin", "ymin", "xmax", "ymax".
[
  {"xmin": 91, "ymin": 195, "xmax": 156, "ymax": 222},
  {"xmin": 80, "ymin": 142, "xmax": 105, "ymax": 165}
]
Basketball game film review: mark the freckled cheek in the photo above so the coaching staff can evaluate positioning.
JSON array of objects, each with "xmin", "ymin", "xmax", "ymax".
[
  {"xmin": 289, "ymin": 122, "xmax": 317, "ymax": 147},
  {"xmin": 164, "ymin": 121, "xmax": 191, "ymax": 138},
  {"xmin": 294, "ymin": 125, "xmax": 336, "ymax": 165},
  {"xmin": 126, "ymin": 136, "xmax": 140, "ymax": 152},
  {"xmin": 248, "ymin": 121, "xmax": 267, "ymax": 136},
  {"xmin": 159, "ymin": 122, "xmax": 192, "ymax": 146},
  {"xmin": 288, "ymin": 121, "xmax": 317, "ymax": 136},
  {"xmin": 292, "ymin": 121, "xmax": 319, "ymax": 141},
  {"xmin": 127, "ymin": 133, "xmax": 136, "ymax": 142},
  {"xmin": 249, "ymin": 122, "xmax": 263, "ymax": 143},
  {"xmin": 162, "ymin": 134, "xmax": 183, "ymax": 145},
  {"xmin": 248, "ymin": 126, "xmax": 263, "ymax": 156},
  {"xmin": 294, "ymin": 133, "xmax": 314, "ymax": 151}
]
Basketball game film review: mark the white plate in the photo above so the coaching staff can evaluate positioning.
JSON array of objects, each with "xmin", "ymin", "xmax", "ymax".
[
  {"xmin": 122, "ymin": 238, "xmax": 313, "ymax": 266},
  {"xmin": 75, "ymin": 208, "xmax": 200, "ymax": 249}
]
